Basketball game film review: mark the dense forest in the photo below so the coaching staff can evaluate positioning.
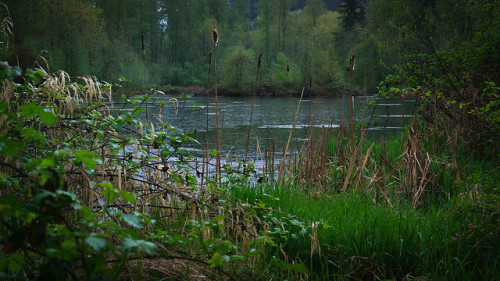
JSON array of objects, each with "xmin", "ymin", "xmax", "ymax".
[
  {"xmin": 3, "ymin": 0, "xmax": 494, "ymax": 95},
  {"xmin": 1, "ymin": 0, "xmax": 499, "ymax": 280}
]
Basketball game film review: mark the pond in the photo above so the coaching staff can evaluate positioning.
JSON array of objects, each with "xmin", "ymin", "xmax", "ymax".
[{"xmin": 116, "ymin": 94, "xmax": 416, "ymax": 170}]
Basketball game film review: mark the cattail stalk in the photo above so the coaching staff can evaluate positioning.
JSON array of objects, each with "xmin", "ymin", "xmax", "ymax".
[
  {"xmin": 278, "ymin": 87, "xmax": 305, "ymax": 181},
  {"xmin": 348, "ymin": 53, "xmax": 356, "ymax": 149},
  {"xmin": 245, "ymin": 53, "xmax": 263, "ymax": 161},
  {"xmin": 202, "ymin": 52, "xmax": 212, "ymax": 188},
  {"xmin": 142, "ymin": 31, "xmax": 149, "ymax": 124},
  {"xmin": 401, "ymin": 31, "xmax": 406, "ymax": 150},
  {"xmin": 212, "ymin": 28, "xmax": 221, "ymax": 185}
]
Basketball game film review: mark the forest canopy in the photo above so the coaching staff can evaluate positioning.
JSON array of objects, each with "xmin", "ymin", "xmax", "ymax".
[{"xmin": 1, "ymin": 0, "xmax": 499, "ymax": 96}]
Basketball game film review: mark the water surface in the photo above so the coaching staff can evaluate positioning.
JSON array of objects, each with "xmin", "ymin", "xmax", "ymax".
[{"xmin": 119, "ymin": 94, "xmax": 415, "ymax": 166}]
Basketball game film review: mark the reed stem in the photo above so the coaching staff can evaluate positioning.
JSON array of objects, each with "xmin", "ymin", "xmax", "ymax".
[
  {"xmin": 213, "ymin": 28, "xmax": 221, "ymax": 186},
  {"xmin": 141, "ymin": 32, "xmax": 149, "ymax": 124},
  {"xmin": 278, "ymin": 87, "xmax": 305, "ymax": 181},
  {"xmin": 202, "ymin": 52, "xmax": 212, "ymax": 188},
  {"xmin": 245, "ymin": 53, "xmax": 262, "ymax": 162}
]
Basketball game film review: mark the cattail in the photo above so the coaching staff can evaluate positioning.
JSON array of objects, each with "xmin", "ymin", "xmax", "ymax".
[
  {"xmin": 286, "ymin": 64, "xmax": 289, "ymax": 72},
  {"xmin": 209, "ymin": 51, "xmax": 212, "ymax": 66},
  {"xmin": 349, "ymin": 53, "xmax": 355, "ymax": 71},
  {"xmin": 141, "ymin": 32, "xmax": 145, "ymax": 55},
  {"xmin": 258, "ymin": 53, "xmax": 262, "ymax": 69},
  {"xmin": 212, "ymin": 28, "xmax": 219, "ymax": 46},
  {"xmin": 347, "ymin": 65, "xmax": 351, "ymax": 72},
  {"xmin": 401, "ymin": 31, "xmax": 406, "ymax": 42}
]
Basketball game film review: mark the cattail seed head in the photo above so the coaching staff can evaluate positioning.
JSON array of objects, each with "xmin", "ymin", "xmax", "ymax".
[
  {"xmin": 212, "ymin": 28, "xmax": 219, "ymax": 46},
  {"xmin": 401, "ymin": 31, "xmax": 406, "ymax": 42},
  {"xmin": 286, "ymin": 64, "xmax": 289, "ymax": 72},
  {"xmin": 349, "ymin": 53, "xmax": 355, "ymax": 71},
  {"xmin": 258, "ymin": 53, "xmax": 262, "ymax": 69},
  {"xmin": 209, "ymin": 51, "xmax": 212, "ymax": 65}
]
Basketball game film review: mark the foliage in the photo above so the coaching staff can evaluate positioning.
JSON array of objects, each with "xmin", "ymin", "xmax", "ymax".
[
  {"xmin": 219, "ymin": 46, "xmax": 256, "ymax": 94},
  {"xmin": 0, "ymin": 63, "xmax": 320, "ymax": 279},
  {"xmin": 230, "ymin": 180, "xmax": 500, "ymax": 280},
  {"xmin": 371, "ymin": 0, "xmax": 500, "ymax": 155},
  {"xmin": 338, "ymin": 0, "xmax": 365, "ymax": 30},
  {"xmin": 0, "ymin": 65, "xmax": 159, "ymax": 279}
]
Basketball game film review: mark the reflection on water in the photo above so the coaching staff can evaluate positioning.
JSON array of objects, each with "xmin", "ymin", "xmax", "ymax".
[{"xmin": 114, "ymin": 95, "xmax": 415, "ymax": 164}]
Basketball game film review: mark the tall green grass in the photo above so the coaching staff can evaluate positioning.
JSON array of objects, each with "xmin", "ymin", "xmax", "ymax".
[
  {"xmin": 228, "ymin": 180, "xmax": 499, "ymax": 280},
  {"xmin": 226, "ymin": 124, "xmax": 500, "ymax": 280}
]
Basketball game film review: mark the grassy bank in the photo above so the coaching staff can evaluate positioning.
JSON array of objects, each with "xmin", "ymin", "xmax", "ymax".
[{"xmin": 228, "ymin": 166, "xmax": 499, "ymax": 280}]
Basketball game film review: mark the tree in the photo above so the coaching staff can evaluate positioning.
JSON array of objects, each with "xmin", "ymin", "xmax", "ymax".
[
  {"xmin": 2, "ymin": 0, "xmax": 104, "ymax": 75},
  {"xmin": 276, "ymin": 0, "xmax": 297, "ymax": 51},
  {"xmin": 338, "ymin": 0, "xmax": 364, "ymax": 30},
  {"xmin": 304, "ymin": 0, "xmax": 326, "ymax": 27},
  {"xmin": 256, "ymin": 0, "xmax": 278, "ymax": 66}
]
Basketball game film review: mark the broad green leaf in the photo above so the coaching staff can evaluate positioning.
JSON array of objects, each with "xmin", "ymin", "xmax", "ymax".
[
  {"xmin": 101, "ymin": 183, "xmax": 118, "ymax": 203},
  {"xmin": 85, "ymin": 235, "xmax": 107, "ymax": 253},
  {"xmin": 33, "ymin": 190, "xmax": 55, "ymax": 204},
  {"xmin": 39, "ymin": 109, "xmax": 57, "ymax": 125},
  {"xmin": 119, "ymin": 190, "xmax": 136, "ymax": 204},
  {"xmin": 122, "ymin": 213, "xmax": 142, "ymax": 229},
  {"xmin": 74, "ymin": 150, "xmax": 101, "ymax": 170},
  {"xmin": 19, "ymin": 103, "xmax": 40, "ymax": 119},
  {"xmin": 135, "ymin": 240, "xmax": 156, "ymax": 255},
  {"xmin": 214, "ymin": 215, "xmax": 227, "ymax": 223},
  {"xmin": 7, "ymin": 258, "xmax": 23, "ymax": 274},
  {"xmin": 2, "ymin": 254, "xmax": 25, "ymax": 274},
  {"xmin": 207, "ymin": 252, "xmax": 225, "ymax": 268},
  {"xmin": 0, "ymin": 136, "xmax": 25, "ymax": 157},
  {"xmin": 56, "ymin": 190, "xmax": 79, "ymax": 204},
  {"xmin": 25, "ymin": 68, "xmax": 46, "ymax": 84},
  {"xmin": 61, "ymin": 240, "xmax": 76, "ymax": 251},
  {"xmin": 79, "ymin": 205, "xmax": 92, "ymax": 220}
]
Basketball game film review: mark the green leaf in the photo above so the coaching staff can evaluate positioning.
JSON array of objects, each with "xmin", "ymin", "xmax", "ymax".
[
  {"xmin": 0, "ymin": 136, "xmax": 25, "ymax": 157},
  {"xmin": 39, "ymin": 109, "xmax": 57, "ymax": 125},
  {"xmin": 1, "ymin": 254, "xmax": 25, "ymax": 274},
  {"xmin": 230, "ymin": 255, "xmax": 245, "ymax": 262},
  {"xmin": 85, "ymin": 235, "xmax": 107, "ymax": 253},
  {"xmin": 74, "ymin": 150, "xmax": 101, "ymax": 170},
  {"xmin": 61, "ymin": 240, "xmax": 76, "ymax": 251},
  {"xmin": 275, "ymin": 261, "xmax": 311, "ymax": 274},
  {"xmin": 25, "ymin": 68, "xmax": 46, "ymax": 84},
  {"xmin": 214, "ymin": 215, "xmax": 227, "ymax": 224},
  {"xmin": 23, "ymin": 127, "xmax": 46, "ymax": 143},
  {"xmin": 101, "ymin": 183, "xmax": 118, "ymax": 203},
  {"xmin": 80, "ymin": 205, "xmax": 92, "ymax": 220},
  {"xmin": 119, "ymin": 190, "xmax": 136, "ymax": 204},
  {"xmin": 33, "ymin": 190, "xmax": 55, "ymax": 204},
  {"xmin": 7, "ymin": 256, "xmax": 23, "ymax": 274},
  {"xmin": 135, "ymin": 240, "xmax": 156, "ymax": 255},
  {"xmin": 121, "ymin": 238, "xmax": 156, "ymax": 254},
  {"xmin": 19, "ymin": 103, "xmax": 40, "ymax": 119},
  {"xmin": 207, "ymin": 252, "xmax": 225, "ymax": 268},
  {"xmin": 121, "ymin": 237, "xmax": 138, "ymax": 250},
  {"xmin": 122, "ymin": 213, "xmax": 142, "ymax": 229}
]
